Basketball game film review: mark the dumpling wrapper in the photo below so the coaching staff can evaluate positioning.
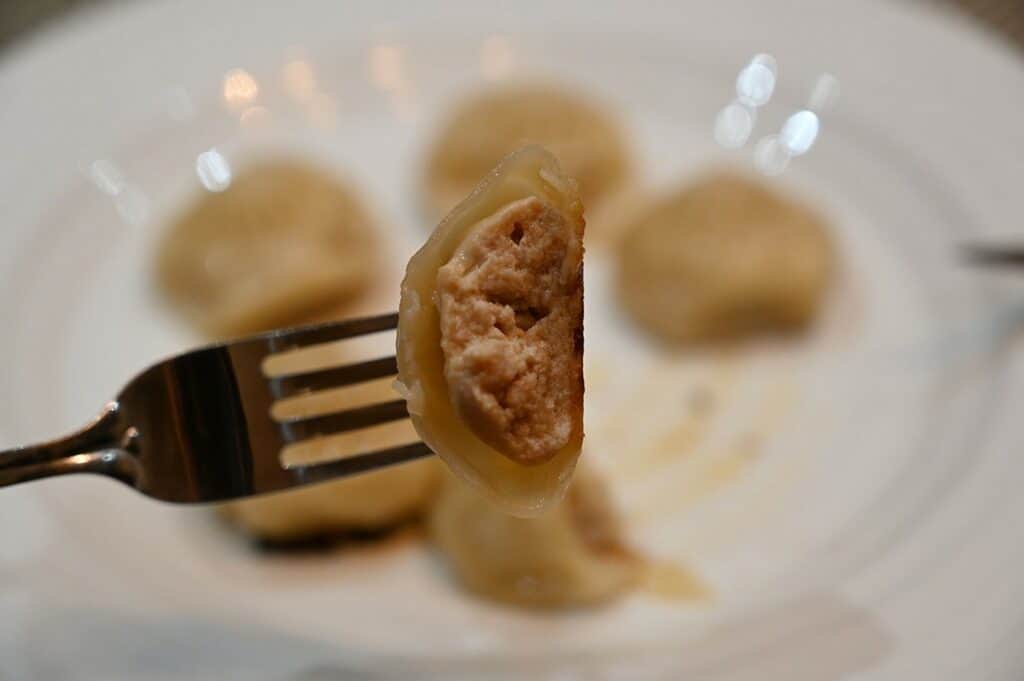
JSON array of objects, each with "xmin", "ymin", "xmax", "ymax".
[{"xmin": 397, "ymin": 146, "xmax": 585, "ymax": 516}]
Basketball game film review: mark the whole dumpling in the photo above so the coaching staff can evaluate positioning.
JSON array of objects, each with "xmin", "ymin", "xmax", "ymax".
[
  {"xmin": 156, "ymin": 159, "xmax": 379, "ymax": 336},
  {"xmin": 423, "ymin": 83, "xmax": 632, "ymax": 220},
  {"xmin": 429, "ymin": 467, "xmax": 640, "ymax": 608},
  {"xmin": 155, "ymin": 157, "xmax": 436, "ymax": 542},
  {"xmin": 617, "ymin": 173, "xmax": 834, "ymax": 343},
  {"xmin": 397, "ymin": 146, "xmax": 585, "ymax": 516},
  {"xmin": 218, "ymin": 449, "xmax": 439, "ymax": 543}
]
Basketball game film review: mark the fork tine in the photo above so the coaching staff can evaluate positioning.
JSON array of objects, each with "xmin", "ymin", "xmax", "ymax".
[
  {"xmin": 288, "ymin": 442, "xmax": 434, "ymax": 484},
  {"xmin": 232, "ymin": 312, "xmax": 399, "ymax": 357},
  {"xmin": 270, "ymin": 356, "xmax": 399, "ymax": 399},
  {"xmin": 961, "ymin": 243, "xmax": 1024, "ymax": 269},
  {"xmin": 267, "ymin": 311, "xmax": 398, "ymax": 351},
  {"xmin": 279, "ymin": 399, "xmax": 409, "ymax": 442}
]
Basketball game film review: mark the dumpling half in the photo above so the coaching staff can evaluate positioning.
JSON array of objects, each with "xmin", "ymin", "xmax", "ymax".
[{"xmin": 397, "ymin": 146, "xmax": 585, "ymax": 516}]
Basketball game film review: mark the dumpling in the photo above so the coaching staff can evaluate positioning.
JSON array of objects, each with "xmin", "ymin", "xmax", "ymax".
[
  {"xmin": 219, "ymin": 452, "xmax": 439, "ymax": 543},
  {"xmin": 156, "ymin": 157, "xmax": 438, "ymax": 542},
  {"xmin": 397, "ymin": 146, "xmax": 585, "ymax": 516},
  {"xmin": 219, "ymin": 377, "xmax": 441, "ymax": 543},
  {"xmin": 219, "ymin": 450, "xmax": 439, "ymax": 543},
  {"xmin": 429, "ymin": 467, "xmax": 639, "ymax": 608},
  {"xmin": 156, "ymin": 159, "xmax": 378, "ymax": 336},
  {"xmin": 422, "ymin": 83, "xmax": 631, "ymax": 219},
  {"xmin": 616, "ymin": 173, "xmax": 834, "ymax": 343}
]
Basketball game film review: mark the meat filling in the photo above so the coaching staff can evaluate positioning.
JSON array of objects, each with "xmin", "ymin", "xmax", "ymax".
[{"xmin": 436, "ymin": 196, "xmax": 584, "ymax": 464}]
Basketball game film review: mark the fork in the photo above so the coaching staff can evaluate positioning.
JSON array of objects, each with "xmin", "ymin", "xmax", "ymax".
[
  {"xmin": 961, "ymin": 243, "xmax": 1024, "ymax": 269},
  {"xmin": 0, "ymin": 312, "xmax": 432, "ymax": 503}
]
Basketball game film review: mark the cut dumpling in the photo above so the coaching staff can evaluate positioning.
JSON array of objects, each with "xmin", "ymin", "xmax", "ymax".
[
  {"xmin": 423, "ymin": 83, "xmax": 631, "ymax": 219},
  {"xmin": 397, "ymin": 146, "xmax": 585, "ymax": 516},
  {"xmin": 617, "ymin": 173, "xmax": 834, "ymax": 343},
  {"xmin": 156, "ymin": 159, "xmax": 378, "ymax": 336},
  {"xmin": 219, "ymin": 377, "xmax": 441, "ymax": 543},
  {"xmin": 429, "ymin": 467, "xmax": 639, "ymax": 608}
]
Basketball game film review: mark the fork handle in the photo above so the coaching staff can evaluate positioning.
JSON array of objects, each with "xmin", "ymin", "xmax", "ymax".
[{"xmin": 0, "ymin": 403, "xmax": 139, "ymax": 489}]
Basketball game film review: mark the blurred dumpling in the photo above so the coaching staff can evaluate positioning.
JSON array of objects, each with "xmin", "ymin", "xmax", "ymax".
[
  {"xmin": 616, "ymin": 173, "xmax": 834, "ymax": 343},
  {"xmin": 219, "ymin": 451, "xmax": 439, "ymax": 543},
  {"xmin": 219, "ymin": 378, "xmax": 441, "ymax": 543},
  {"xmin": 429, "ymin": 467, "xmax": 639, "ymax": 608},
  {"xmin": 156, "ymin": 159, "xmax": 379, "ymax": 336},
  {"xmin": 155, "ymin": 157, "xmax": 438, "ymax": 543},
  {"xmin": 423, "ymin": 83, "xmax": 631, "ymax": 219},
  {"xmin": 397, "ymin": 146, "xmax": 585, "ymax": 516}
]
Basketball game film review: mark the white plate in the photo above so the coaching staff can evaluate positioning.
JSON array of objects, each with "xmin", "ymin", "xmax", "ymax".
[{"xmin": 2, "ymin": 1, "xmax": 1024, "ymax": 679}]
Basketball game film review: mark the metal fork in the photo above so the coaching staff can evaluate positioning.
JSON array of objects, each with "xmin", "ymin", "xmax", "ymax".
[
  {"xmin": 0, "ymin": 312, "xmax": 432, "ymax": 503},
  {"xmin": 961, "ymin": 243, "xmax": 1024, "ymax": 269}
]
